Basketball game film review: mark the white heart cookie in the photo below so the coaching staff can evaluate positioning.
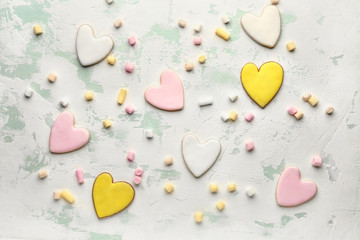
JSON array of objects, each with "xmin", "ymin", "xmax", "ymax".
[
  {"xmin": 181, "ymin": 133, "xmax": 221, "ymax": 178},
  {"xmin": 241, "ymin": 5, "xmax": 281, "ymax": 48},
  {"xmin": 76, "ymin": 24, "xmax": 114, "ymax": 67}
]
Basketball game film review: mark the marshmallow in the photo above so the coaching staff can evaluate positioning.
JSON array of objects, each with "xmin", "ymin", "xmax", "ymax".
[
  {"xmin": 228, "ymin": 183, "xmax": 236, "ymax": 192},
  {"xmin": 38, "ymin": 169, "xmax": 48, "ymax": 179},
  {"xmin": 61, "ymin": 190, "xmax": 75, "ymax": 203},
  {"xmin": 229, "ymin": 111, "xmax": 238, "ymax": 121},
  {"xmin": 24, "ymin": 87, "xmax": 33, "ymax": 98},
  {"xmin": 106, "ymin": 0, "xmax": 113, "ymax": 4},
  {"xmin": 222, "ymin": 15, "xmax": 230, "ymax": 24},
  {"xmin": 125, "ymin": 62, "xmax": 135, "ymax": 73},
  {"xmin": 47, "ymin": 72, "xmax": 57, "ymax": 83},
  {"xmin": 287, "ymin": 107, "xmax": 297, "ymax": 116},
  {"xmin": 312, "ymin": 156, "xmax": 322, "ymax": 167},
  {"xmin": 215, "ymin": 28, "xmax": 230, "ymax": 41},
  {"xmin": 60, "ymin": 97, "xmax": 69, "ymax": 108},
  {"xmin": 85, "ymin": 91, "xmax": 94, "ymax": 101},
  {"xmin": 308, "ymin": 96, "xmax": 319, "ymax": 106},
  {"xmin": 209, "ymin": 183, "xmax": 219, "ymax": 193},
  {"xmin": 302, "ymin": 93, "xmax": 312, "ymax": 102},
  {"xmin": 145, "ymin": 129, "xmax": 154, "ymax": 139},
  {"xmin": 198, "ymin": 96, "xmax": 213, "ymax": 107},
  {"xmin": 114, "ymin": 19, "xmax": 122, "ymax": 28},
  {"xmin": 193, "ymin": 24, "xmax": 202, "ymax": 32},
  {"xmin": 133, "ymin": 176, "xmax": 142, "ymax": 185},
  {"xmin": 245, "ymin": 140, "xmax": 254, "ymax": 151},
  {"xmin": 125, "ymin": 104, "xmax": 135, "ymax": 114},
  {"xmin": 294, "ymin": 110, "xmax": 304, "ymax": 120},
  {"xmin": 221, "ymin": 112, "xmax": 229, "ymax": 122},
  {"xmin": 107, "ymin": 55, "xmax": 116, "ymax": 65},
  {"xmin": 165, "ymin": 156, "xmax": 174, "ymax": 165},
  {"xmin": 185, "ymin": 62, "xmax": 194, "ymax": 71},
  {"xmin": 135, "ymin": 167, "xmax": 143, "ymax": 176},
  {"xmin": 193, "ymin": 37, "xmax": 202, "ymax": 45},
  {"xmin": 286, "ymin": 41, "xmax": 296, "ymax": 52},
  {"xmin": 117, "ymin": 88, "xmax": 127, "ymax": 104},
  {"xmin": 228, "ymin": 92, "xmax": 238, "ymax": 102},
  {"xmin": 178, "ymin": 19, "xmax": 186, "ymax": 28},
  {"xmin": 127, "ymin": 150, "xmax": 135, "ymax": 162},
  {"xmin": 326, "ymin": 106, "xmax": 334, "ymax": 115},
  {"xmin": 164, "ymin": 182, "xmax": 174, "ymax": 193},
  {"xmin": 128, "ymin": 36, "xmax": 136, "ymax": 46},
  {"xmin": 245, "ymin": 186, "xmax": 256, "ymax": 197},
  {"xmin": 216, "ymin": 200, "xmax": 225, "ymax": 211},
  {"xmin": 33, "ymin": 25, "xmax": 43, "ymax": 35},
  {"xmin": 54, "ymin": 190, "xmax": 62, "ymax": 200},
  {"xmin": 76, "ymin": 168, "xmax": 84, "ymax": 184},
  {"xmin": 103, "ymin": 119, "xmax": 112, "ymax": 128},
  {"xmin": 198, "ymin": 55, "xmax": 206, "ymax": 64},
  {"xmin": 271, "ymin": 0, "xmax": 280, "ymax": 5},
  {"xmin": 245, "ymin": 112, "xmax": 254, "ymax": 122},
  {"xmin": 194, "ymin": 211, "xmax": 203, "ymax": 223}
]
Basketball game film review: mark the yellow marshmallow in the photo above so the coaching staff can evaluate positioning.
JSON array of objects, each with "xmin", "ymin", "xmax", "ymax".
[
  {"xmin": 33, "ymin": 25, "xmax": 43, "ymax": 35},
  {"xmin": 308, "ymin": 96, "xmax": 318, "ymax": 106},
  {"xmin": 228, "ymin": 183, "xmax": 236, "ymax": 192},
  {"xmin": 229, "ymin": 111, "xmax": 238, "ymax": 121},
  {"xmin": 198, "ymin": 55, "xmax": 206, "ymax": 64},
  {"xmin": 85, "ymin": 91, "xmax": 94, "ymax": 101},
  {"xmin": 103, "ymin": 119, "xmax": 112, "ymax": 128},
  {"xmin": 215, "ymin": 28, "xmax": 230, "ymax": 41},
  {"xmin": 117, "ymin": 88, "xmax": 127, "ymax": 105},
  {"xmin": 286, "ymin": 41, "xmax": 296, "ymax": 52},
  {"xmin": 194, "ymin": 211, "xmax": 203, "ymax": 223},
  {"xmin": 107, "ymin": 56, "xmax": 116, "ymax": 65},
  {"xmin": 209, "ymin": 183, "xmax": 219, "ymax": 193},
  {"xmin": 164, "ymin": 182, "xmax": 174, "ymax": 193},
  {"xmin": 216, "ymin": 200, "xmax": 225, "ymax": 211},
  {"xmin": 61, "ymin": 190, "xmax": 75, "ymax": 203},
  {"xmin": 294, "ymin": 110, "xmax": 304, "ymax": 120}
]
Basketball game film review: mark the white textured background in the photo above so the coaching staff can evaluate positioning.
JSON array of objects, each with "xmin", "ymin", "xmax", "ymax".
[{"xmin": 0, "ymin": 0, "xmax": 359, "ymax": 239}]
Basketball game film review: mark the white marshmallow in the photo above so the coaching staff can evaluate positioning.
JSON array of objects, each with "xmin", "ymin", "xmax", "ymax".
[
  {"xmin": 222, "ymin": 15, "xmax": 230, "ymax": 24},
  {"xmin": 245, "ymin": 186, "xmax": 256, "ymax": 197},
  {"xmin": 60, "ymin": 97, "xmax": 69, "ymax": 107},
  {"xmin": 145, "ymin": 129, "xmax": 154, "ymax": 139},
  {"xmin": 221, "ymin": 112, "xmax": 229, "ymax": 122},
  {"xmin": 24, "ymin": 87, "xmax": 33, "ymax": 98},
  {"xmin": 193, "ymin": 24, "xmax": 202, "ymax": 33},
  {"xmin": 228, "ymin": 92, "xmax": 238, "ymax": 102},
  {"xmin": 198, "ymin": 96, "xmax": 213, "ymax": 107}
]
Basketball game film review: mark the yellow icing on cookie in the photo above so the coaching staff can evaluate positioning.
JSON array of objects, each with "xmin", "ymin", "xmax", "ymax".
[
  {"xmin": 92, "ymin": 172, "xmax": 135, "ymax": 219},
  {"xmin": 241, "ymin": 62, "xmax": 283, "ymax": 108}
]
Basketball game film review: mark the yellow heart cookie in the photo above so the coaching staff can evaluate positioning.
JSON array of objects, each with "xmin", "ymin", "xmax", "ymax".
[
  {"xmin": 92, "ymin": 172, "xmax": 135, "ymax": 219},
  {"xmin": 240, "ymin": 62, "xmax": 284, "ymax": 108}
]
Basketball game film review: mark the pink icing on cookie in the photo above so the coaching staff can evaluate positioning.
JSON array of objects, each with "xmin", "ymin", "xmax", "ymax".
[
  {"xmin": 276, "ymin": 166, "xmax": 317, "ymax": 207},
  {"xmin": 49, "ymin": 111, "xmax": 90, "ymax": 153},
  {"xmin": 144, "ymin": 70, "xmax": 184, "ymax": 111}
]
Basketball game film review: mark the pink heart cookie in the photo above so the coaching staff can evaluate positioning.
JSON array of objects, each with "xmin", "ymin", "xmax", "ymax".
[
  {"xmin": 49, "ymin": 111, "xmax": 90, "ymax": 153},
  {"xmin": 276, "ymin": 166, "xmax": 317, "ymax": 207},
  {"xmin": 144, "ymin": 70, "xmax": 184, "ymax": 111}
]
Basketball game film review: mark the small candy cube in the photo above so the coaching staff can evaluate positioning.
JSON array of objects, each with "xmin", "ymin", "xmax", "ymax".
[
  {"xmin": 326, "ymin": 106, "xmax": 334, "ymax": 115},
  {"xmin": 125, "ymin": 104, "xmax": 135, "ymax": 114},
  {"xmin": 135, "ymin": 167, "xmax": 143, "ymax": 176},
  {"xmin": 193, "ymin": 37, "xmax": 202, "ymax": 45},
  {"xmin": 245, "ymin": 186, "xmax": 256, "ymax": 197},
  {"xmin": 245, "ymin": 140, "xmax": 254, "ymax": 151},
  {"xmin": 209, "ymin": 183, "xmax": 219, "ymax": 193},
  {"xmin": 85, "ymin": 91, "xmax": 94, "ymax": 101},
  {"xmin": 193, "ymin": 24, "xmax": 202, "ymax": 33},
  {"xmin": 312, "ymin": 156, "xmax": 322, "ymax": 167},
  {"xmin": 178, "ymin": 19, "xmax": 186, "ymax": 28},
  {"xmin": 222, "ymin": 15, "xmax": 230, "ymax": 24},
  {"xmin": 114, "ymin": 19, "xmax": 122, "ymax": 28},
  {"xmin": 128, "ymin": 36, "xmax": 136, "ymax": 46},
  {"xmin": 198, "ymin": 55, "xmax": 206, "ymax": 64},
  {"xmin": 287, "ymin": 107, "xmax": 297, "ymax": 116},
  {"xmin": 24, "ymin": 87, "xmax": 33, "ymax": 98},
  {"xmin": 194, "ymin": 211, "xmax": 203, "ymax": 223},
  {"xmin": 245, "ymin": 112, "xmax": 254, "ymax": 122},
  {"xmin": 294, "ymin": 110, "xmax": 304, "ymax": 120},
  {"xmin": 308, "ymin": 96, "xmax": 319, "ymax": 107},
  {"xmin": 107, "ymin": 56, "xmax": 116, "ymax": 65},
  {"xmin": 145, "ymin": 129, "xmax": 154, "ymax": 139},
  {"xmin": 47, "ymin": 72, "xmax": 57, "ymax": 83},
  {"xmin": 33, "ymin": 25, "xmax": 43, "ymax": 35},
  {"xmin": 133, "ymin": 176, "xmax": 142, "ymax": 185},
  {"xmin": 165, "ymin": 156, "xmax": 174, "ymax": 166},
  {"xmin": 127, "ymin": 150, "xmax": 135, "ymax": 162},
  {"xmin": 228, "ymin": 183, "xmax": 236, "ymax": 192},
  {"xmin": 54, "ymin": 190, "xmax": 62, "ymax": 200},
  {"xmin": 103, "ymin": 119, "xmax": 112, "ymax": 128},
  {"xmin": 185, "ymin": 62, "xmax": 194, "ymax": 71},
  {"xmin": 38, "ymin": 169, "xmax": 48, "ymax": 179},
  {"xmin": 164, "ymin": 182, "xmax": 174, "ymax": 193},
  {"xmin": 229, "ymin": 111, "xmax": 238, "ymax": 121},
  {"xmin": 286, "ymin": 41, "xmax": 296, "ymax": 52},
  {"xmin": 216, "ymin": 200, "xmax": 225, "ymax": 211},
  {"xmin": 60, "ymin": 97, "xmax": 69, "ymax": 107},
  {"xmin": 125, "ymin": 62, "xmax": 135, "ymax": 73}
]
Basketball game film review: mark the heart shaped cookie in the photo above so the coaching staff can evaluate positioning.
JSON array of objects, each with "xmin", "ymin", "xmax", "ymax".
[
  {"xmin": 181, "ymin": 133, "xmax": 221, "ymax": 178},
  {"xmin": 92, "ymin": 172, "xmax": 135, "ymax": 219},
  {"xmin": 240, "ymin": 61, "xmax": 283, "ymax": 108},
  {"xmin": 144, "ymin": 70, "xmax": 184, "ymax": 111},
  {"xmin": 76, "ymin": 24, "xmax": 114, "ymax": 67},
  {"xmin": 276, "ymin": 166, "xmax": 317, "ymax": 207},
  {"xmin": 49, "ymin": 111, "xmax": 90, "ymax": 153},
  {"xmin": 241, "ymin": 5, "xmax": 281, "ymax": 48}
]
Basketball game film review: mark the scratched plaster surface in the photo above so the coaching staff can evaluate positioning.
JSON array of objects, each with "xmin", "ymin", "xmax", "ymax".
[{"xmin": 0, "ymin": 0, "xmax": 359, "ymax": 239}]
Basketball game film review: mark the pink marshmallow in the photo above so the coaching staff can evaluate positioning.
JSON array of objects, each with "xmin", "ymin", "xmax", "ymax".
[
  {"xmin": 75, "ymin": 168, "xmax": 84, "ymax": 184},
  {"xmin": 128, "ymin": 35, "xmax": 136, "ymax": 46},
  {"xmin": 133, "ymin": 176, "xmax": 142, "ymax": 185},
  {"xmin": 125, "ymin": 104, "xmax": 135, "ymax": 115},
  {"xmin": 245, "ymin": 140, "xmax": 254, "ymax": 151},
  {"xmin": 125, "ymin": 62, "xmax": 135, "ymax": 73},
  {"xmin": 245, "ymin": 113, "xmax": 254, "ymax": 122},
  {"xmin": 312, "ymin": 156, "xmax": 322, "ymax": 167},
  {"xmin": 287, "ymin": 107, "xmax": 297, "ymax": 116},
  {"xmin": 135, "ymin": 167, "xmax": 143, "ymax": 176},
  {"xmin": 127, "ymin": 150, "xmax": 135, "ymax": 162},
  {"xmin": 193, "ymin": 37, "xmax": 202, "ymax": 45}
]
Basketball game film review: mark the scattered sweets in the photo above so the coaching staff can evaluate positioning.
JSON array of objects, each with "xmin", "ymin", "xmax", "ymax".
[
  {"xmin": 24, "ymin": 87, "xmax": 33, "ymax": 98},
  {"xmin": 127, "ymin": 150, "xmax": 135, "ymax": 162},
  {"xmin": 164, "ymin": 182, "xmax": 174, "ymax": 193},
  {"xmin": 114, "ymin": 19, "xmax": 122, "ymax": 28},
  {"xmin": 117, "ymin": 88, "xmax": 127, "ymax": 104},
  {"xmin": 302, "ymin": 93, "xmax": 312, "ymax": 102},
  {"xmin": 193, "ymin": 37, "xmax": 202, "ymax": 45},
  {"xmin": 38, "ymin": 169, "xmax": 48, "ymax": 179},
  {"xmin": 184, "ymin": 62, "xmax": 194, "ymax": 71},
  {"xmin": 221, "ymin": 112, "xmax": 229, "ymax": 122},
  {"xmin": 287, "ymin": 106, "xmax": 297, "ymax": 116},
  {"xmin": 198, "ymin": 96, "xmax": 213, "ymax": 107},
  {"xmin": 209, "ymin": 183, "xmax": 219, "ymax": 193},
  {"xmin": 198, "ymin": 55, "xmax": 206, "ymax": 64},
  {"xmin": 194, "ymin": 211, "xmax": 203, "ymax": 223},
  {"xmin": 54, "ymin": 190, "xmax": 62, "ymax": 200},
  {"xmin": 222, "ymin": 15, "xmax": 230, "ymax": 24},
  {"xmin": 245, "ymin": 186, "xmax": 256, "ymax": 197},
  {"xmin": 216, "ymin": 200, "xmax": 225, "ymax": 211},
  {"xmin": 227, "ymin": 183, "xmax": 236, "ymax": 192},
  {"xmin": 286, "ymin": 41, "xmax": 296, "ymax": 52},
  {"xmin": 85, "ymin": 91, "xmax": 94, "ymax": 101},
  {"xmin": 271, "ymin": 0, "xmax": 280, "ymax": 5},
  {"xmin": 47, "ymin": 72, "xmax": 57, "ymax": 83},
  {"xmin": 61, "ymin": 190, "xmax": 75, "ymax": 204},
  {"xmin": 294, "ymin": 110, "xmax": 304, "ymax": 120},
  {"xmin": 125, "ymin": 62, "xmax": 135, "ymax": 73},
  {"xmin": 178, "ymin": 19, "xmax": 186, "ymax": 28},
  {"xmin": 326, "ymin": 106, "xmax": 334, "ymax": 115},
  {"xmin": 133, "ymin": 176, "xmax": 142, "ymax": 185},
  {"xmin": 107, "ymin": 55, "xmax": 116, "ymax": 65},
  {"xmin": 229, "ymin": 111, "xmax": 238, "ymax": 121},
  {"xmin": 312, "ymin": 156, "xmax": 322, "ymax": 167},
  {"xmin": 165, "ymin": 156, "xmax": 174, "ymax": 165},
  {"xmin": 228, "ymin": 92, "xmax": 238, "ymax": 102},
  {"xmin": 135, "ymin": 168, "xmax": 143, "ymax": 177},
  {"xmin": 125, "ymin": 104, "xmax": 135, "ymax": 114},
  {"xmin": 245, "ymin": 140, "xmax": 254, "ymax": 151},
  {"xmin": 60, "ymin": 97, "xmax": 69, "ymax": 107},
  {"xmin": 215, "ymin": 28, "xmax": 230, "ymax": 41},
  {"xmin": 145, "ymin": 129, "xmax": 154, "ymax": 139},
  {"xmin": 193, "ymin": 24, "xmax": 202, "ymax": 33},
  {"xmin": 33, "ymin": 25, "xmax": 43, "ymax": 35},
  {"xmin": 308, "ymin": 96, "xmax": 319, "ymax": 107},
  {"xmin": 76, "ymin": 168, "xmax": 84, "ymax": 184},
  {"xmin": 103, "ymin": 119, "xmax": 112, "ymax": 128},
  {"xmin": 106, "ymin": 0, "xmax": 113, "ymax": 4},
  {"xmin": 245, "ymin": 112, "xmax": 254, "ymax": 122},
  {"xmin": 128, "ymin": 36, "xmax": 136, "ymax": 46}
]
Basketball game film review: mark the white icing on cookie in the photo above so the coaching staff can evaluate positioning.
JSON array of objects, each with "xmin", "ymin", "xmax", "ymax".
[
  {"xmin": 76, "ymin": 24, "xmax": 114, "ymax": 67},
  {"xmin": 241, "ymin": 5, "xmax": 281, "ymax": 48},
  {"xmin": 181, "ymin": 133, "xmax": 221, "ymax": 178}
]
